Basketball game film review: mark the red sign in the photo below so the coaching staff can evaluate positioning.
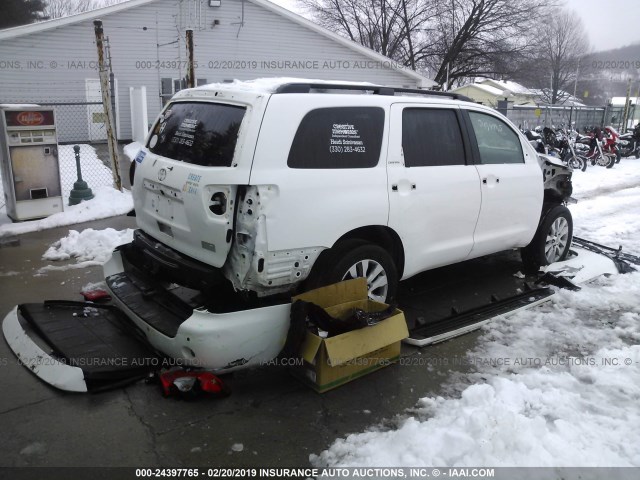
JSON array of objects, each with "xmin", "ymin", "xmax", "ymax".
[
  {"xmin": 17, "ymin": 111, "xmax": 44, "ymax": 126},
  {"xmin": 5, "ymin": 110, "xmax": 55, "ymax": 127}
]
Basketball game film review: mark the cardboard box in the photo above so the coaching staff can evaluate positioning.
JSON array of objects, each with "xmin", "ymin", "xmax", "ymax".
[{"xmin": 291, "ymin": 278, "xmax": 409, "ymax": 393}]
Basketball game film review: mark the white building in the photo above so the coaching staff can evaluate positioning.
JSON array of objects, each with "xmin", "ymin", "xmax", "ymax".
[{"xmin": 0, "ymin": 0, "xmax": 433, "ymax": 142}]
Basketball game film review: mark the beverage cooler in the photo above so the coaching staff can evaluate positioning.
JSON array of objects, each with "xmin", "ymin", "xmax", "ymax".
[{"xmin": 0, "ymin": 105, "xmax": 63, "ymax": 221}]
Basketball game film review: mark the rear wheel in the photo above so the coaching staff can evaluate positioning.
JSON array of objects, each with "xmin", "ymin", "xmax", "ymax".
[
  {"xmin": 521, "ymin": 205, "xmax": 573, "ymax": 272},
  {"xmin": 305, "ymin": 241, "xmax": 398, "ymax": 303}
]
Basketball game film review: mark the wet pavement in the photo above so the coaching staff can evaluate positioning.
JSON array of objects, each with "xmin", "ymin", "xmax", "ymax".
[{"xmin": 0, "ymin": 215, "xmax": 528, "ymax": 468}]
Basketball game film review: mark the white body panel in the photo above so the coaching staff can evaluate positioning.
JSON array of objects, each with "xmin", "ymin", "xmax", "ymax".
[
  {"xmin": 386, "ymin": 104, "xmax": 482, "ymax": 277},
  {"xmin": 249, "ymin": 94, "xmax": 389, "ymax": 252},
  {"xmin": 2, "ymin": 307, "xmax": 88, "ymax": 392},
  {"xmin": 468, "ymin": 111, "xmax": 543, "ymax": 258}
]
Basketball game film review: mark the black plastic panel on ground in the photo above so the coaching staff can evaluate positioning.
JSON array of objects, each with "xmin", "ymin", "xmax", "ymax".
[
  {"xmin": 106, "ymin": 272, "xmax": 192, "ymax": 338},
  {"xmin": 18, "ymin": 301, "xmax": 161, "ymax": 391}
]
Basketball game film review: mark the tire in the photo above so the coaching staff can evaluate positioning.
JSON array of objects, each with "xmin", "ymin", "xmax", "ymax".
[
  {"xmin": 521, "ymin": 205, "xmax": 573, "ymax": 272},
  {"xmin": 606, "ymin": 154, "xmax": 616, "ymax": 168},
  {"xmin": 568, "ymin": 155, "xmax": 586, "ymax": 172},
  {"xmin": 305, "ymin": 241, "xmax": 398, "ymax": 303}
]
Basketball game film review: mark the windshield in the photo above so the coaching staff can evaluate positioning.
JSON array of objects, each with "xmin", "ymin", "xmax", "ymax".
[{"xmin": 147, "ymin": 101, "xmax": 246, "ymax": 167}]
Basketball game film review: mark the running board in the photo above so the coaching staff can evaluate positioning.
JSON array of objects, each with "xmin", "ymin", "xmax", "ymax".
[
  {"xmin": 405, "ymin": 287, "xmax": 554, "ymax": 347},
  {"xmin": 3, "ymin": 301, "xmax": 162, "ymax": 392}
]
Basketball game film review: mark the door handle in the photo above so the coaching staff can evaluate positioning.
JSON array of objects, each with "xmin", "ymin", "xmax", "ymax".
[
  {"xmin": 392, "ymin": 185, "xmax": 398, "ymax": 191},
  {"xmin": 411, "ymin": 183, "xmax": 416, "ymax": 190},
  {"xmin": 482, "ymin": 178, "xmax": 500, "ymax": 184}
]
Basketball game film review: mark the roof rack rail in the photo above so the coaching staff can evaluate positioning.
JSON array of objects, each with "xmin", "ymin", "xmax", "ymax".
[{"xmin": 274, "ymin": 83, "xmax": 473, "ymax": 102}]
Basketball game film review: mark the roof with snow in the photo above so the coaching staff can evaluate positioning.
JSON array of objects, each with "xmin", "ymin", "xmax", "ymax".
[
  {"xmin": 481, "ymin": 79, "xmax": 535, "ymax": 96},
  {"xmin": 611, "ymin": 97, "xmax": 639, "ymax": 106},
  {"xmin": 452, "ymin": 83, "xmax": 506, "ymax": 97},
  {"xmin": 0, "ymin": 0, "xmax": 434, "ymax": 87}
]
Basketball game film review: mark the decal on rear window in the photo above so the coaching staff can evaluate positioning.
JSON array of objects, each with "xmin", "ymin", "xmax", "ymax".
[{"xmin": 148, "ymin": 102, "xmax": 246, "ymax": 167}]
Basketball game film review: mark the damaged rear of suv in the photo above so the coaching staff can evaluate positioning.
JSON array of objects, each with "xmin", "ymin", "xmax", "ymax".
[{"xmin": 109, "ymin": 79, "xmax": 573, "ymax": 371}]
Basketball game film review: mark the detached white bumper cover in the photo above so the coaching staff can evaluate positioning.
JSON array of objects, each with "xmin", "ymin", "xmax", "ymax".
[
  {"xmin": 104, "ymin": 250, "xmax": 291, "ymax": 372},
  {"xmin": 2, "ymin": 306, "xmax": 88, "ymax": 393}
]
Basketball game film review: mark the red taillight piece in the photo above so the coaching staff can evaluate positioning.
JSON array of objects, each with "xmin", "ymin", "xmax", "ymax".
[{"xmin": 159, "ymin": 370, "xmax": 230, "ymax": 398}]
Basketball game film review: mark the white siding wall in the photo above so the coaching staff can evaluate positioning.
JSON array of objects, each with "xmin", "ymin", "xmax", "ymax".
[{"xmin": 0, "ymin": 0, "xmax": 419, "ymax": 140}]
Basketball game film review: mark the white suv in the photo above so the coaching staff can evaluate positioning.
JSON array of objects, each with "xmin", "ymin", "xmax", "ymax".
[{"xmin": 127, "ymin": 79, "xmax": 573, "ymax": 304}]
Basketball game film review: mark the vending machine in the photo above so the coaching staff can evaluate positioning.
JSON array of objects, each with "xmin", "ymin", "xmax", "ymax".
[{"xmin": 0, "ymin": 105, "xmax": 63, "ymax": 221}]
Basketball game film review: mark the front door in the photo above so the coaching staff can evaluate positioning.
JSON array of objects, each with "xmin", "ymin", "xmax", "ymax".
[
  {"xmin": 387, "ymin": 104, "xmax": 482, "ymax": 278},
  {"xmin": 464, "ymin": 110, "xmax": 542, "ymax": 258}
]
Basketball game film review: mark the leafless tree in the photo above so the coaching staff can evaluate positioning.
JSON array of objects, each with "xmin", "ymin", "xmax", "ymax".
[
  {"xmin": 298, "ymin": 0, "xmax": 434, "ymax": 64},
  {"xmin": 43, "ymin": 0, "xmax": 125, "ymax": 19},
  {"xmin": 300, "ymin": 0, "xmax": 556, "ymax": 88},
  {"xmin": 534, "ymin": 9, "xmax": 590, "ymax": 104}
]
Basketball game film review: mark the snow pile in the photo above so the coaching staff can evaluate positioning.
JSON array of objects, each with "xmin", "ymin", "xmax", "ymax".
[
  {"xmin": 313, "ymin": 272, "xmax": 640, "ymax": 467},
  {"xmin": 40, "ymin": 227, "xmax": 134, "ymax": 272},
  {"xmin": 0, "ymin": 186, "xmax": 133, "ymax": 238}
]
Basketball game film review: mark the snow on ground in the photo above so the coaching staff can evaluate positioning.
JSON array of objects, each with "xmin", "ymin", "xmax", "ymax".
[
  {"xmin": 39, "ymin": 227, "xmax": 134, "ymax": 272},
  {"xmin": 313, "ymin": 160, "xmax": 640, "ymax": 468},
  {"xmin": 0, "ymin": 143, "xmax": 124, "ymax": 231},
  {"xmin": 58, "ymin": 144, "xmax": 115, "ymax": 202},
  {"xmin": 0, "ymin": 186, "xmax": 132, "ymax": 238}
]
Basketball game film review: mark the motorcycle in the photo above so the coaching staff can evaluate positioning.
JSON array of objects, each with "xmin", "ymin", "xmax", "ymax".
[
  {"xmin": 619, "ymin": 123, "xmax": 640, "ymax": 158},
  {"xmin": 603, "ymin": 126, "xmax": 621, "ymax": 163},
  {"xmin": 582, "ymin": 127, "xmax": 616, "ymax": 168}
]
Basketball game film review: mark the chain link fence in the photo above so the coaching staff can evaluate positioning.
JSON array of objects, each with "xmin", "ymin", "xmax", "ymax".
[
  {"xmin": 0, "ymin": 95, "xmax": 125, "ymax": 206},
  {"xmin": 504, "ymin": 104, "xmax": 639, "ymax": 133}
]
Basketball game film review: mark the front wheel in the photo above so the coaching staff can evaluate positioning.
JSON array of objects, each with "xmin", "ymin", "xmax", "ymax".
[
  {"xmin": 521, "ymin": 205, "xmax": 573, "ymax": 272},
  {"xmin": 305, "ymin": 242, "xmax": 398, "ymax": 303},
  {"xmin": 568, "ymin": 155, "xmax": 587, "ymax": 172}
]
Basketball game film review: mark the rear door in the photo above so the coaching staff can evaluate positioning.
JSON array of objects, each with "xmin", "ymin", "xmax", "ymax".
[
  {"xmin": 133, "ymin": 99, "xmax": 256, "ymax": 268},
  {"xmin": 387, "ymin": 104, "xmax": 482, "ymax": 278},
  {"xmin": 463, "ymin": 109, "xmax": 542, "ymax": 258}
]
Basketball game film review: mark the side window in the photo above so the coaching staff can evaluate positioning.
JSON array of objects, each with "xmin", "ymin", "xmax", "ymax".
[
  {"xmin": 468, "ymin": 112, "xmax": 524, "ymax": 164},
  {"xmin": 288, "ymin": 107, "xmax": 384, "ymax": 169},
  {"xmin": 402, "ymin": 108, "xmax": 466, "ymax": 167}
]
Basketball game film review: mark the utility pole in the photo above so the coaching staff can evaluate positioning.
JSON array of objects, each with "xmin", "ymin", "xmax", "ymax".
[
  {"xmin": 572, "ymin": 59, "xmax": 579, "ymax": 101},
  {"xmin": 105, "ymin": 36, "xmax": 117, "ymax": 134},
  {"xmin": 621, "ymin": 77, "xmax": 632, "ymax": 132},
  {"xmin": 186, "ymin": 29, "xmax": 195, "ymax": 88},
  {"xmin": 93, "ymin": 20, "xmax": 122, "ymax": 191}
]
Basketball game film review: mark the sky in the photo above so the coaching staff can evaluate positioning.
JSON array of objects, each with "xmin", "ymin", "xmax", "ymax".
[
  {"xmin": 269, "ymin": 0, "xmax": 640, "ymax": 52},
  {"xmin": 565, "ymin": 0, "xmax": 640, "ymax": 51}
]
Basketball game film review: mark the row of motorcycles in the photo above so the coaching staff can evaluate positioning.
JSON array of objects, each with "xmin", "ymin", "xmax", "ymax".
[{"xmin": 521, "ymin": 123, "xmax": 640, "ymax": 172}]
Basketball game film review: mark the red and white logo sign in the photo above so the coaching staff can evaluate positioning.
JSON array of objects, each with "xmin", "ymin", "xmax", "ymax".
[{"xmin": 16, "ymin": 111, "xmax": 45, "ymax": 126}]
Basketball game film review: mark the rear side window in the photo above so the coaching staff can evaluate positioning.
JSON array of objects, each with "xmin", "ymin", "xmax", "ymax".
[
  {"xmin": 288, "ymin": 107, "xmax": 384, "ymax": 169},
  {"xmin": 468, "ymin": 112, "xmax": 524, "ymax": 164},
  {"xmin": 147, "ymin": 102, "xmax": 245, "ymax": 167},
  {"xmin": 402, "ymin": 108, "xmax": 466, "ymax": 167}
]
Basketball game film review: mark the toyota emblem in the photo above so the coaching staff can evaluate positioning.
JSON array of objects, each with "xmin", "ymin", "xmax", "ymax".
[{"xmin": 158, "ymin": 168, "xmax": 167, "ymax": 181}]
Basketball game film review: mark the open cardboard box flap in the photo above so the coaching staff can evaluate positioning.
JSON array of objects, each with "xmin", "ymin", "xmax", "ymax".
[{"xmin": 293, "ymin": 278, "xmax": 409, "ymax": 367}]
